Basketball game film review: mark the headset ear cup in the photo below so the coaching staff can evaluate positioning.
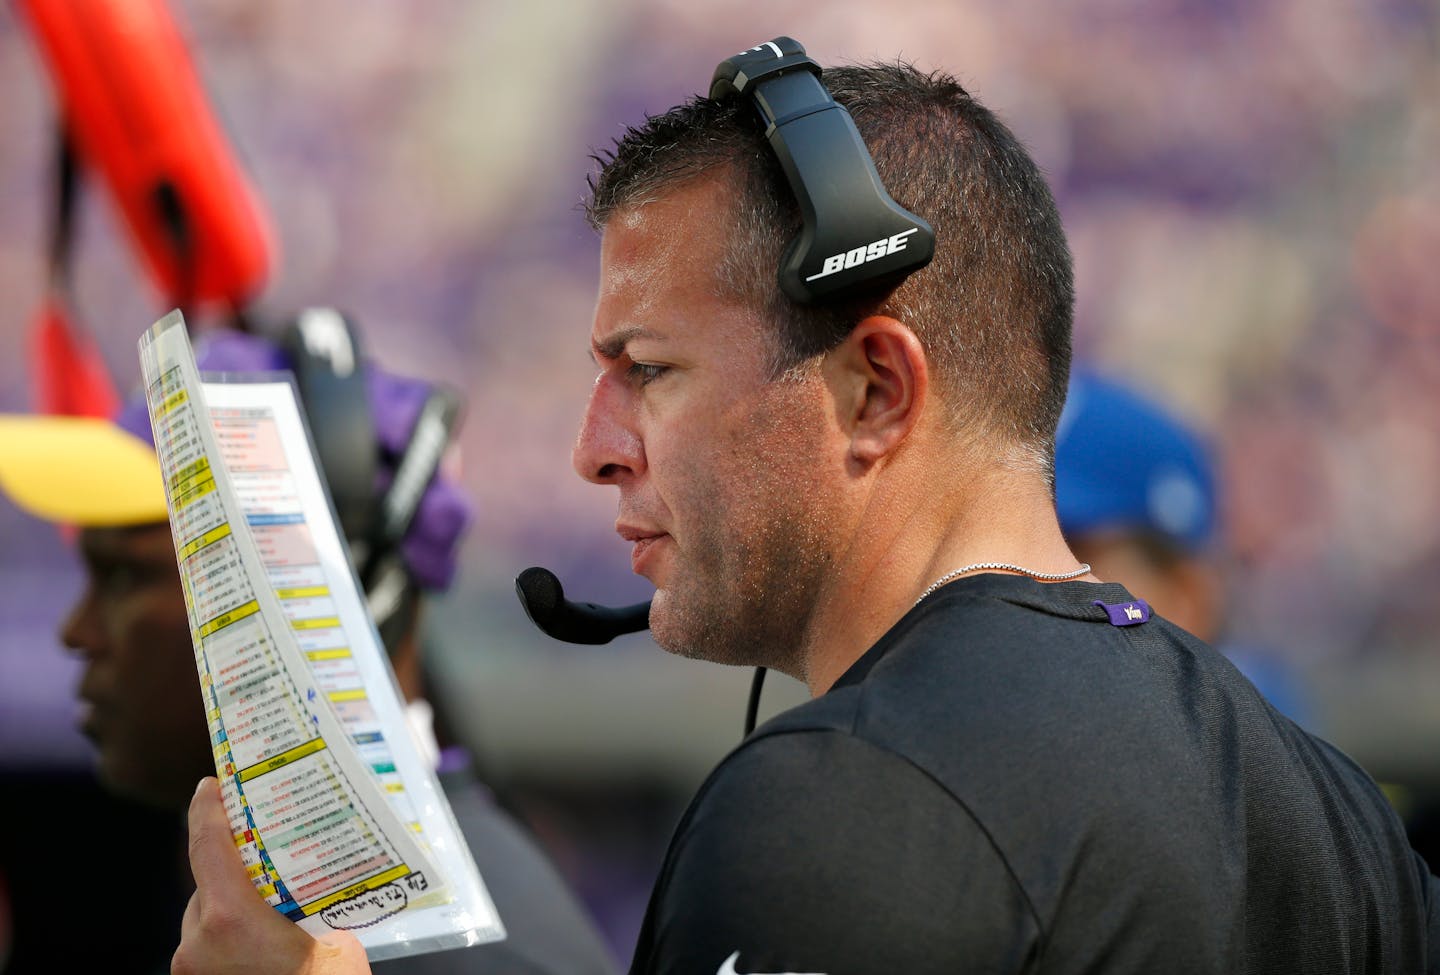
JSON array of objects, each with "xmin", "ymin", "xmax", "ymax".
[
  {"xmin": 279, "ymin": 309, "xmax": 379, "ymax": 546},
  {"xmin": 712, "ymin": 37, "xmax": 935, "ymax": 304}
]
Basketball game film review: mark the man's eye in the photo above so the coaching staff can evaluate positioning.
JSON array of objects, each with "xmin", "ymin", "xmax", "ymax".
[
  {"xmin": 628, "ymin": 362, "xmax": 668, "ymax": 386},
  {"xmin": 95, "ymin": 564, "xmax": 139, "ymax": 594},
  {"xmin": 93, "ymin": 563, "xmax": 159, "ymax": 596}
]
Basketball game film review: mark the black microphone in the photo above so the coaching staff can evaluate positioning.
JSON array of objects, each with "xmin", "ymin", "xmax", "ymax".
[
  {"xmin": 515, "ymin": 566, "xmax": 651, "ymax": 645},
  {"xmin": 515, "ymin": 566, "xmax": 771, "ymax": 737}
]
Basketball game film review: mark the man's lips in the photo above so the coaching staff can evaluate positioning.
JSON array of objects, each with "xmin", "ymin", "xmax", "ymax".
[
  {"xmin": 75, "ymin": 670, "xmax": 109, "ymax": 739},
  {"xmin": 617, "ymin": 523, "xmax": 669, "ymax": 574},
  {"xmin": 75, "ymin": 695, "xmax": 101, "ymax": 741}
]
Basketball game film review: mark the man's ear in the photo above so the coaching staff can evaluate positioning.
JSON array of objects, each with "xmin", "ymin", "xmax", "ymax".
[{"xmin": 823, "ymin": 315, "xmax": 928, "ymax": 466}]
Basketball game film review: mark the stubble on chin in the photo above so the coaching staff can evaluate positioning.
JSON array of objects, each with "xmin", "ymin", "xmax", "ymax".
[
  {"xmin": 647, "ymin": 505, "xmax": 832, "ymax": 681},
  {"xmin": 648, "ymin": 370, "xmax": 840, "ymax": 679}
]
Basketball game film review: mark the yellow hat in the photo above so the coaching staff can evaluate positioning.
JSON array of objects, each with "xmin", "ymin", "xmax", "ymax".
[{"xmin": 0, "ymin": 415, "xmax": 167, "ymax": 526}]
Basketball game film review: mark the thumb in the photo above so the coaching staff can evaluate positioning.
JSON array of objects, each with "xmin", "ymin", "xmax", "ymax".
[{"xmin": 186, "ymin": 776, "xmax": 262, "ymax": 914}]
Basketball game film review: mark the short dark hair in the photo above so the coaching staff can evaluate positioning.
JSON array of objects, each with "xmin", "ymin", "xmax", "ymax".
[{"xmin": 587, "ymin": 61, "xmax": 1073, "ymax": 474}]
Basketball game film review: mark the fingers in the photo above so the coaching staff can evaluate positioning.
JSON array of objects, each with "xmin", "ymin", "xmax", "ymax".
[{"xmin": 313, "ymin": 931, "xmax": 371, "ymax": 973}]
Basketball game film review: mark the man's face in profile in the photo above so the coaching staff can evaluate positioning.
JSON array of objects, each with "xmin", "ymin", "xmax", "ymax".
[
  {"xmin": 572, "ymin": 177, "xmax": 848, "ymax": 678},
  {"xmin": 61, "ymin": 523, "xmax": 215, "ymax": 809}
]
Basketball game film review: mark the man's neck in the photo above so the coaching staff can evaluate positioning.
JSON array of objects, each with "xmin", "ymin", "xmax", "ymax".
[{"xmin": 798, "ymin": 453, "xmax": 1090, "ymax": 696}]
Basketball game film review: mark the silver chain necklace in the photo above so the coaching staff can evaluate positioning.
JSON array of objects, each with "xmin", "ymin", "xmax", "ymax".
[{"xmin": 913, "ymin": 561, "xmax": 1091, "ymax": 607}]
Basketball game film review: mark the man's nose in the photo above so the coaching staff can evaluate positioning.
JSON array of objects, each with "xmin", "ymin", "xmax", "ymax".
[
  {"xmin": 60, "ymin": 586, "xmax": 104, "ymax": 659},
  {"xmin": 573, "ymin": 374, "xmax": 644, "ymax": 485}
]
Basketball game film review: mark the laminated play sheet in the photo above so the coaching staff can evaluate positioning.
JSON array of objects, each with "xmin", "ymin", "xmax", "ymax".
[{"xmin": 138, "ymin": 310, "xmax": 502, "ymax": 960}]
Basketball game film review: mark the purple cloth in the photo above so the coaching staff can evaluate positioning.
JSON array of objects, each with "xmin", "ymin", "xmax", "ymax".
[
  {"xmin": 117, "ymin": 330, "xmax": 471, "ymax": 591},
  {"xmin": 1093, "ymin": 599, "xmax": 1153, "ymax": 627}
]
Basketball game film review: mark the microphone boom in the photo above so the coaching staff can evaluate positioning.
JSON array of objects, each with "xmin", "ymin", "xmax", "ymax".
[{"xmin": 515, "ymin": 566, "xmax": 651, "ymax": 644}]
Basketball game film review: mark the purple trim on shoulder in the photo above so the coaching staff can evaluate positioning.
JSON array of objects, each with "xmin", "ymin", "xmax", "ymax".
[{"xmin": 1093, "ymin": 598, "xmax": 1152, "ymax": 627}]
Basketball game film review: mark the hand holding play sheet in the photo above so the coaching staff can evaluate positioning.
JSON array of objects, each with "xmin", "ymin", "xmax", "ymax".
[{"xmin": 175, "ymin": 777, "xmax": 372, "ymax": 975}]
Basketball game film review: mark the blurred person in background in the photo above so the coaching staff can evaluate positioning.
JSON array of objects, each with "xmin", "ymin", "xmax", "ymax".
[
  {"xmin": 0, "ymin": 324, "xmax": 617, "ymax": 975},
  {"xmin": 174, "ymin": 47, "xmax": 1438, "ymax": 975},
  {"xmin": 1056, "ymin": 365, "xmax": 1440, "ymax": 879},
  {"xmin": 1054, "ymin": 366, "xmax": 1313, "ymax": 726}
]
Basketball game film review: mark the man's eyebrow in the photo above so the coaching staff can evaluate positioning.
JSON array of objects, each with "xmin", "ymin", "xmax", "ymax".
[
  {"xmin": 78, "ymin": 529, "xmax": 171, "ymax": 566},
  {"xmin": 78, "ymin": 533, "xmax": 120, "ymax": 562},
  {"xmin": 590, "ymin": 325, "xmax": 664, "ymax": 363}
]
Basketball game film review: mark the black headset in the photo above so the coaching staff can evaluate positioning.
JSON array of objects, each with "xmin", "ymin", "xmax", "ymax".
[
  {"xmin": 516, "ymin": 37, "xmax": 935, "ymax": 734},
  {"xmin": 711, "ymin": 36, "xmax": 934, "ymax": 304},
  {"xmin": 281, "ymin": 308, "xmax": 463, "ymax": 657}
]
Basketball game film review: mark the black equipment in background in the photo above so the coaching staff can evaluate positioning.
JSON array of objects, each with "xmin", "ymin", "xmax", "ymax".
[
  {"xmin": 281, "ymin": 308, "xmax": 377, "ymax": 545},
  {"xmin": 283, "ymin": 307, "xmax": 463, "ymax": 655}
]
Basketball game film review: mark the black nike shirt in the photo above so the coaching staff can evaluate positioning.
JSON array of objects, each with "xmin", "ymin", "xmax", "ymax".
[{"xmin": 628, "ymin": 575, "xmax": 1438, "ymax": 975}]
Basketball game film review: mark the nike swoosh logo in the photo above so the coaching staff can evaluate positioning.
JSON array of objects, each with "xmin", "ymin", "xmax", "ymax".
[{"xmin": 717, "ymin": 950, "xmax": 828, "ymax": 975}]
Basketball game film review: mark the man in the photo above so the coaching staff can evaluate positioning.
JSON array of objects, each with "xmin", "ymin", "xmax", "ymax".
[
  {"xmin": 175, "ymin": 53, "xmax": 1437, "ymax": 974},
  {"xmin": 1054, "ymin": 366, "xmax": 1313, "ymax": 724},
  {"xmin": 0, "ymin": 324, "xmax": 617, "ymax": 975}
]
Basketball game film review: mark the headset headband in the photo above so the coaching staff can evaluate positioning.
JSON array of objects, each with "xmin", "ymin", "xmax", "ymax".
[{"xmin": 711, "ymin": 37, "xmax": 935, "ymax": 304}]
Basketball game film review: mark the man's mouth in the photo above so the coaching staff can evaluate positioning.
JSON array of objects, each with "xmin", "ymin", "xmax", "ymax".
[
  {"xmin": 617, "ymin": 523, "xmax": 669, "ymax": 575},
  {"xmin": 76, "ymin": 697, "xmax": 101, "ymax": 742},
  {"xmin": 631, "ymin": 534, "xmax": 668, "ymax": 572}
]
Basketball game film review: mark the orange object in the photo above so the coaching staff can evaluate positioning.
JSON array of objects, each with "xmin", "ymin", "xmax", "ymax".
[{"xmin": 17, "ymin": 0, "xmax": 273, "ymax": 307}]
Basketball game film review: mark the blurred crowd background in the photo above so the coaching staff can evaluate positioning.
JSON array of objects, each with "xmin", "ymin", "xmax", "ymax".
[{"xmin": 2, "ymin": 0, "xmax": 1439, "ymax": 968}]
